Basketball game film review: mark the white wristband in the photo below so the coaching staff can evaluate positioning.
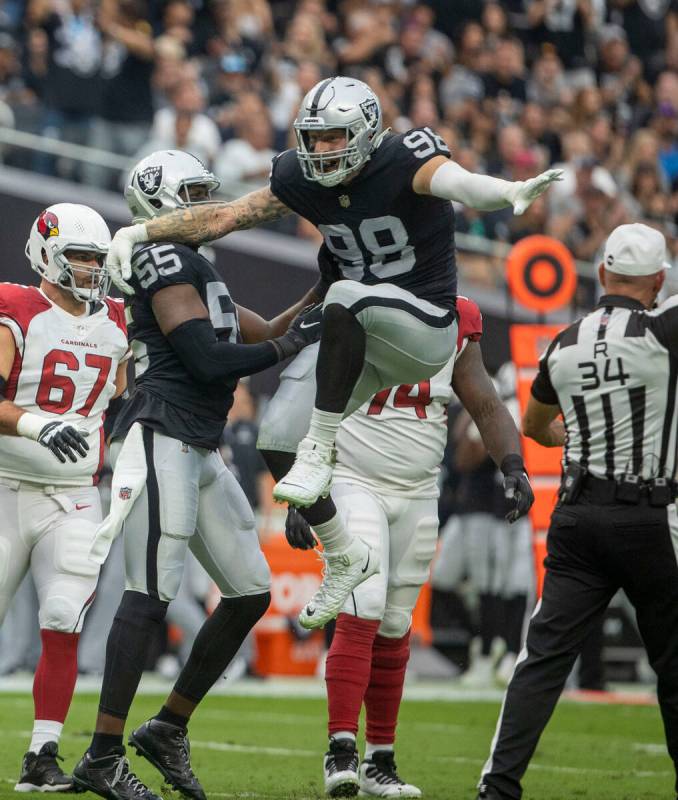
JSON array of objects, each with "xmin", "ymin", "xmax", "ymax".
[
  {"xmin": 16, "ymin": 412, "xmax": 47, "ymax": 441},
  {"xmin": 128, "ymin": 223, "xmax": 149, "ymax": 245}
]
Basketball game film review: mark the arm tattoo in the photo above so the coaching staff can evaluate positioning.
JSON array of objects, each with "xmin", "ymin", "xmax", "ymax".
[{"xmin": 144, "ymin": 188, "xmax": 291, "ymax": 246}]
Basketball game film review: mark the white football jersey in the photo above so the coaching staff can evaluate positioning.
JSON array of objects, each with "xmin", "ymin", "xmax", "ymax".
[
  {"xmin": 333, "ymin": 297, "xmax": 483, "ymax": 498},
  {"xmin": 0, "ymin": 284, "xmax": 129, "ymax": 486}
]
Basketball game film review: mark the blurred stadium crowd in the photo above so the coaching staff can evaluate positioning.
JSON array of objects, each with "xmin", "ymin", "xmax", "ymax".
[{"xmin": 0, "ymin": 0, "xmax": 677, "ymax": 260}]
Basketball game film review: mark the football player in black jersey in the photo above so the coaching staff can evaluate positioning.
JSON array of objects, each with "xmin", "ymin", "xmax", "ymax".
[
  {"xmin": 105, "ymin": 76, "xmax": 559, "ymax": 627},
  {"xmin": 73, "ymin": 151, "xmax": 323, "ymax": 800}
]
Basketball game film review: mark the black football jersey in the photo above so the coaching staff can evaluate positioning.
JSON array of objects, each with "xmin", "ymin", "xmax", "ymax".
[
  {"xmin": 270, "ymin": 127, "xmax": 456, "ymax": 309},
  {"xmin": 112, "ymin": 242, "xmax": 240, "ymax": 450}
]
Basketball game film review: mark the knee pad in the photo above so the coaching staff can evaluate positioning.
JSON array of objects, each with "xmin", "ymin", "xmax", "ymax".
[
  {"xmin": 39, "ymin": 592, "xmax": 93, "ymax": 633},
  {"xmin": 378, "ymin": 605, "xmax": 412, "ymax": 638},
  {"xmin": 116, "ymin": 590, "xmax": 168, "ymax": 625},
  {"xmin": 323, "ymin": 280, "xmax": 363, "ymax": 312}
]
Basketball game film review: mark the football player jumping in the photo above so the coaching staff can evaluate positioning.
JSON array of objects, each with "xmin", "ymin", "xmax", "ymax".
[
  {"xmin": 73, "ymin": 151, "xmax": 322, "ymax": 800},
  {"xmin": 105, "ymin": 76, "xmax": 557, "ymax": 625},
  {"xmin": 0, "ymin": 205, "xmax": 129, "ymax": 791},
  {"xmin": 262, "ymin": 296, "xmax": 532, "ymax": 797}
]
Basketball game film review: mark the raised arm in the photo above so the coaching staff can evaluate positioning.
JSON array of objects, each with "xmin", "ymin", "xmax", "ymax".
[
  {"xmin": 107, "ymin": 187, "xmax": 291, "ymax": 294},
  {"xmin": 412, "ymin": 154, "xmax": 562, "ymax": 214}
]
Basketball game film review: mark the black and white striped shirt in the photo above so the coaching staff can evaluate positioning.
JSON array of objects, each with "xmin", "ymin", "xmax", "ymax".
[{"xmin": 532, "ymin": 294, "xmax": 678, "ymax": 481}]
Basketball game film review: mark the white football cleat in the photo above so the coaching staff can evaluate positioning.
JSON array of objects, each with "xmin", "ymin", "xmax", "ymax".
[
  {"xmin": 459, "ymin": 655, "xmax": 495, "ymax": 689},
  {"xmin": 299, "ymin": 537, "xmax": 379, "ymax": 630},
  {"xmin": 273, "ymin": 438, "xmax": 335, "ymax": 508},
  {"xmin": 324, "ymin": 737, "xmax": 359, "ymax": 797},
  {"xmin": 359, "ymin": 752, "xmax": 421, "ymax": 798}
]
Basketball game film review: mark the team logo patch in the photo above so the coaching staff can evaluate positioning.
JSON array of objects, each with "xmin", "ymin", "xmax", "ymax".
[
  {"xmin": 359, "ymin": 98, "xmax": 379, "ymax": 128},
  {"xmin": 339, "ymin": 194, "xmax": 351, "ymax": 208},
  {"xmin": 119, "ymin": 487, "xmax": 133, "ymax": 500},
  {"xmin": 37, "ymin": 210, "xmax": 59, "ymax": 240},
  {"xmin": 137, "ymin": 165, "xmax": 163, "ymax": 196}
]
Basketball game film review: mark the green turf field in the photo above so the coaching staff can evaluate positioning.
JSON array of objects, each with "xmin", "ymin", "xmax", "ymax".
[{"xmin": 0, "ymin": 692, "xmax": 672, "ymax": 800}]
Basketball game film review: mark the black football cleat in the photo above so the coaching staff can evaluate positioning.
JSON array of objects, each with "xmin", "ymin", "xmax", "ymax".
[
  {"xmin": 128, "ymin": 719, "xmax": 206, "ymax": 800},
  {"xmin": 72, "ymin": 747, "xmax": 162, "ymax": 800},
  {"xmin": 15, "ymin": 742, "xmax": 73, "ymax": 792},
  {"xmin": 323, "ymin": 737, "xmax": 359, "ymax": 797}
]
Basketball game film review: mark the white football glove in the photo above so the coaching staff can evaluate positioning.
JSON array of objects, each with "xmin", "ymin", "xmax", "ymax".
[
  {"xmin": 106, "ymin": 223, "xmax": 148, "ymax": 295},
  {"xmin": 17, "ymin": 414, "xmax": 90, "ymax": 464},
  {"xmin": 509, "ymin": 168, "xmax": 564, "ymax": 215}
]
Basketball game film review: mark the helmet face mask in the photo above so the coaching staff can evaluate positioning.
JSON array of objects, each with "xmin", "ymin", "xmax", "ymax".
[
  {"xmin": 294, "ymin": 77, "xmax": 384, "ymax": 187},
  {"xmin": 126, "ymin": 150, "xmax": 221, "ymax": 222},
  {"xmin": 26, "ymin": 204, "xmax": 112, "ymax": 303}
]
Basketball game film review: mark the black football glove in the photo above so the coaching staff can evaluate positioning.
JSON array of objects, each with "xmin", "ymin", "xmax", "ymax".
[
  {"xmin": 273, "ymin": 303, "xmax": 324, "ymax": 359},
  {"xmin": 500, "ymin": 454, "xmax": 534, "ymax": 524},
  {"xmin": 285, "ymin": 506, "xmax": 317, "ymax": 550},
  {"xmin": 37, "ymin": 421, "xmax": 90, "ymax": 464}
]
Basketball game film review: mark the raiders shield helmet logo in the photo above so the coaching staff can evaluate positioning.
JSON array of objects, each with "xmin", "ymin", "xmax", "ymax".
[
  {"xmin": 359, "ymin": 98, "xmax": 379, "ymax": 129},
  {"xmin": 137, "ymin": 165, "xmax": 163, "ymax": 196}
]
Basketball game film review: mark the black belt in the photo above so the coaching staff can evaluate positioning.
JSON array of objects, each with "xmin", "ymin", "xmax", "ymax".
[{"xmin": 560, "ymin": 469, "xmax": 678, "ymax": 507}]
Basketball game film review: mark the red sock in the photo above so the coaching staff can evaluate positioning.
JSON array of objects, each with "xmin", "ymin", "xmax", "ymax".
[
  {"xmin": 364, "ymin": 630, "xmax": 410, "ymax": 745},
  {"xmin": 33, "ymin": 630, "xmax": 80, "ymax": 723},
  {"xmin": 326, "ymin": 613, "xmax": 380, "ymax": 736}
]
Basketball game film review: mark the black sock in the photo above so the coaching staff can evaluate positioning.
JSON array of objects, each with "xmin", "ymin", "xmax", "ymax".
[
  {"xmin": 479, "ymin": 593, "xmax": 502, "ymax": 657},
  {"xmin": 98, "ymin": 591, "xmax": 168, "ymax": 720},
  {"xmin": 504, "ymin": 594, "xmax": 528, "ymax": 655},
  {"xmin": 90, "ymin": 733, "xmax": 123, "ymax": 759},
  {"xmin": 315, "ymin": 303, "xmax": 366, "ymax": 413},
  {"xmin": 174, "ymin": 592, "xmax": 271, "ymax": 703},
  {"xmin": 155, "ymin": 705, "xmax": 189, "ymax": 730}
]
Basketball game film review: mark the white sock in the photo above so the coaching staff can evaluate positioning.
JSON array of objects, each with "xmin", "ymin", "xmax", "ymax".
[
  {"xmin": 365, "ymin": 741, "xmax": 393, "ymax": 759},
  {"xmin": 306, "ymin": 409, "xmax": 343, "ymax": 449},
  {"xmin": 314, "ymin": 513, "xmax": 352, "ymax": 554},
  {"xmin": 30, "ymin": 720, "xmax": 63, "ymax": 754},
  {"xmin": 331, "ymin": 731, "xmax": 356, "ymax": 743}
]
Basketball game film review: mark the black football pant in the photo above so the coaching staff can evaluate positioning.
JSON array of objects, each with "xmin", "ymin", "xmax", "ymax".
[{"xmin": 480, "ymin": 496, "xmax": 678, "ymax": 799}]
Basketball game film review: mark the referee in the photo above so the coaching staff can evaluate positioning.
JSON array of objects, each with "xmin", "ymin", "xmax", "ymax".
[{"xmin": 477, "ymin": 223, "xmax": 678, "ymax": 800}]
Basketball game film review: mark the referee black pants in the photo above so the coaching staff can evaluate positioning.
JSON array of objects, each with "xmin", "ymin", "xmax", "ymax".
[{"xmin": 480, "ymin": 497, "xmax": 678, "ymax": 799}]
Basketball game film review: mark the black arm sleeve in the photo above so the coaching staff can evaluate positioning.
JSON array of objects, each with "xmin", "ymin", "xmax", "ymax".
[
  {"xmin": 167, "ymin": 318, "xmax": 281, "ymax": 383},
  {"xmin": 0, "ymin": 376, "xmax": 6, "ymax": 401},
  {"xmin": 104, "ymin": 392, "xmax": 127, "ymax": 439}
]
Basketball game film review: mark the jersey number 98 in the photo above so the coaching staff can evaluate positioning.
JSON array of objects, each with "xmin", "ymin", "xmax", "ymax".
[{"xmin": 319, "ymin": 216, "xmax": 415, "ymax": 281}]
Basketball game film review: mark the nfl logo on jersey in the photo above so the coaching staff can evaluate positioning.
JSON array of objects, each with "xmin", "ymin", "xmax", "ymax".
[
  {"xmin": 119, "ymin": 486, "xmax": 133, "ymax": 500},
  {"xmin": 339, "ymin": 195, "xmax": 351, "ymax": 208}
]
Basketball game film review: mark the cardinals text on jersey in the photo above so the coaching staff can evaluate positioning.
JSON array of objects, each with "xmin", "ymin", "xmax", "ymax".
[
  {"xmin": 0, "ymin": 284, "xmax": 128, "ymax": 485},
  {"xmin": 333, "ymin": 297, "xmax": 482, "ymax": 497}
]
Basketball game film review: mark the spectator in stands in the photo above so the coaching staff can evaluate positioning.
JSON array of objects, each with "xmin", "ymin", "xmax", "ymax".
[
  {"xmin": 27, "ymin": 0, "xmax": 102, "ymax": 178},
  {"xmin": 482, "ymin": 37, "xmax": 527, "ymax": 122},
  {"xmin": 337, "ymin": 5, "xmax": 393, "ymax": 73},
  {"xmin": 282, "ymin": 12, "xmax": 334, "ymax": 69},
  {"xmin": 151, "ymin": 34, "xmax": 188, "ymax": 110},
  {"xmin": 83, "ymin": 0, "xmax": 155, "ymax": 188},
  {"xmin": 139, "ymin": 77, "xmax": 221, "ymax": 168},
  {"xmin": 527, "ymin": 47, "xmax": 572, "ymax": 109},
  {"xmin": 596, "ymin": 24, "xmax": 644, "ymax": 121},
  {"xmin": 214, "ymin": 101, "xmax": 275, "ymax": 186}
]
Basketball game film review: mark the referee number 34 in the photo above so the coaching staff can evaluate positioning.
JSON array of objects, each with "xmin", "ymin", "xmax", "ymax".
[{"xmin": 578, "ymin": 357, "xmax": 630, "ymax": 390}]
